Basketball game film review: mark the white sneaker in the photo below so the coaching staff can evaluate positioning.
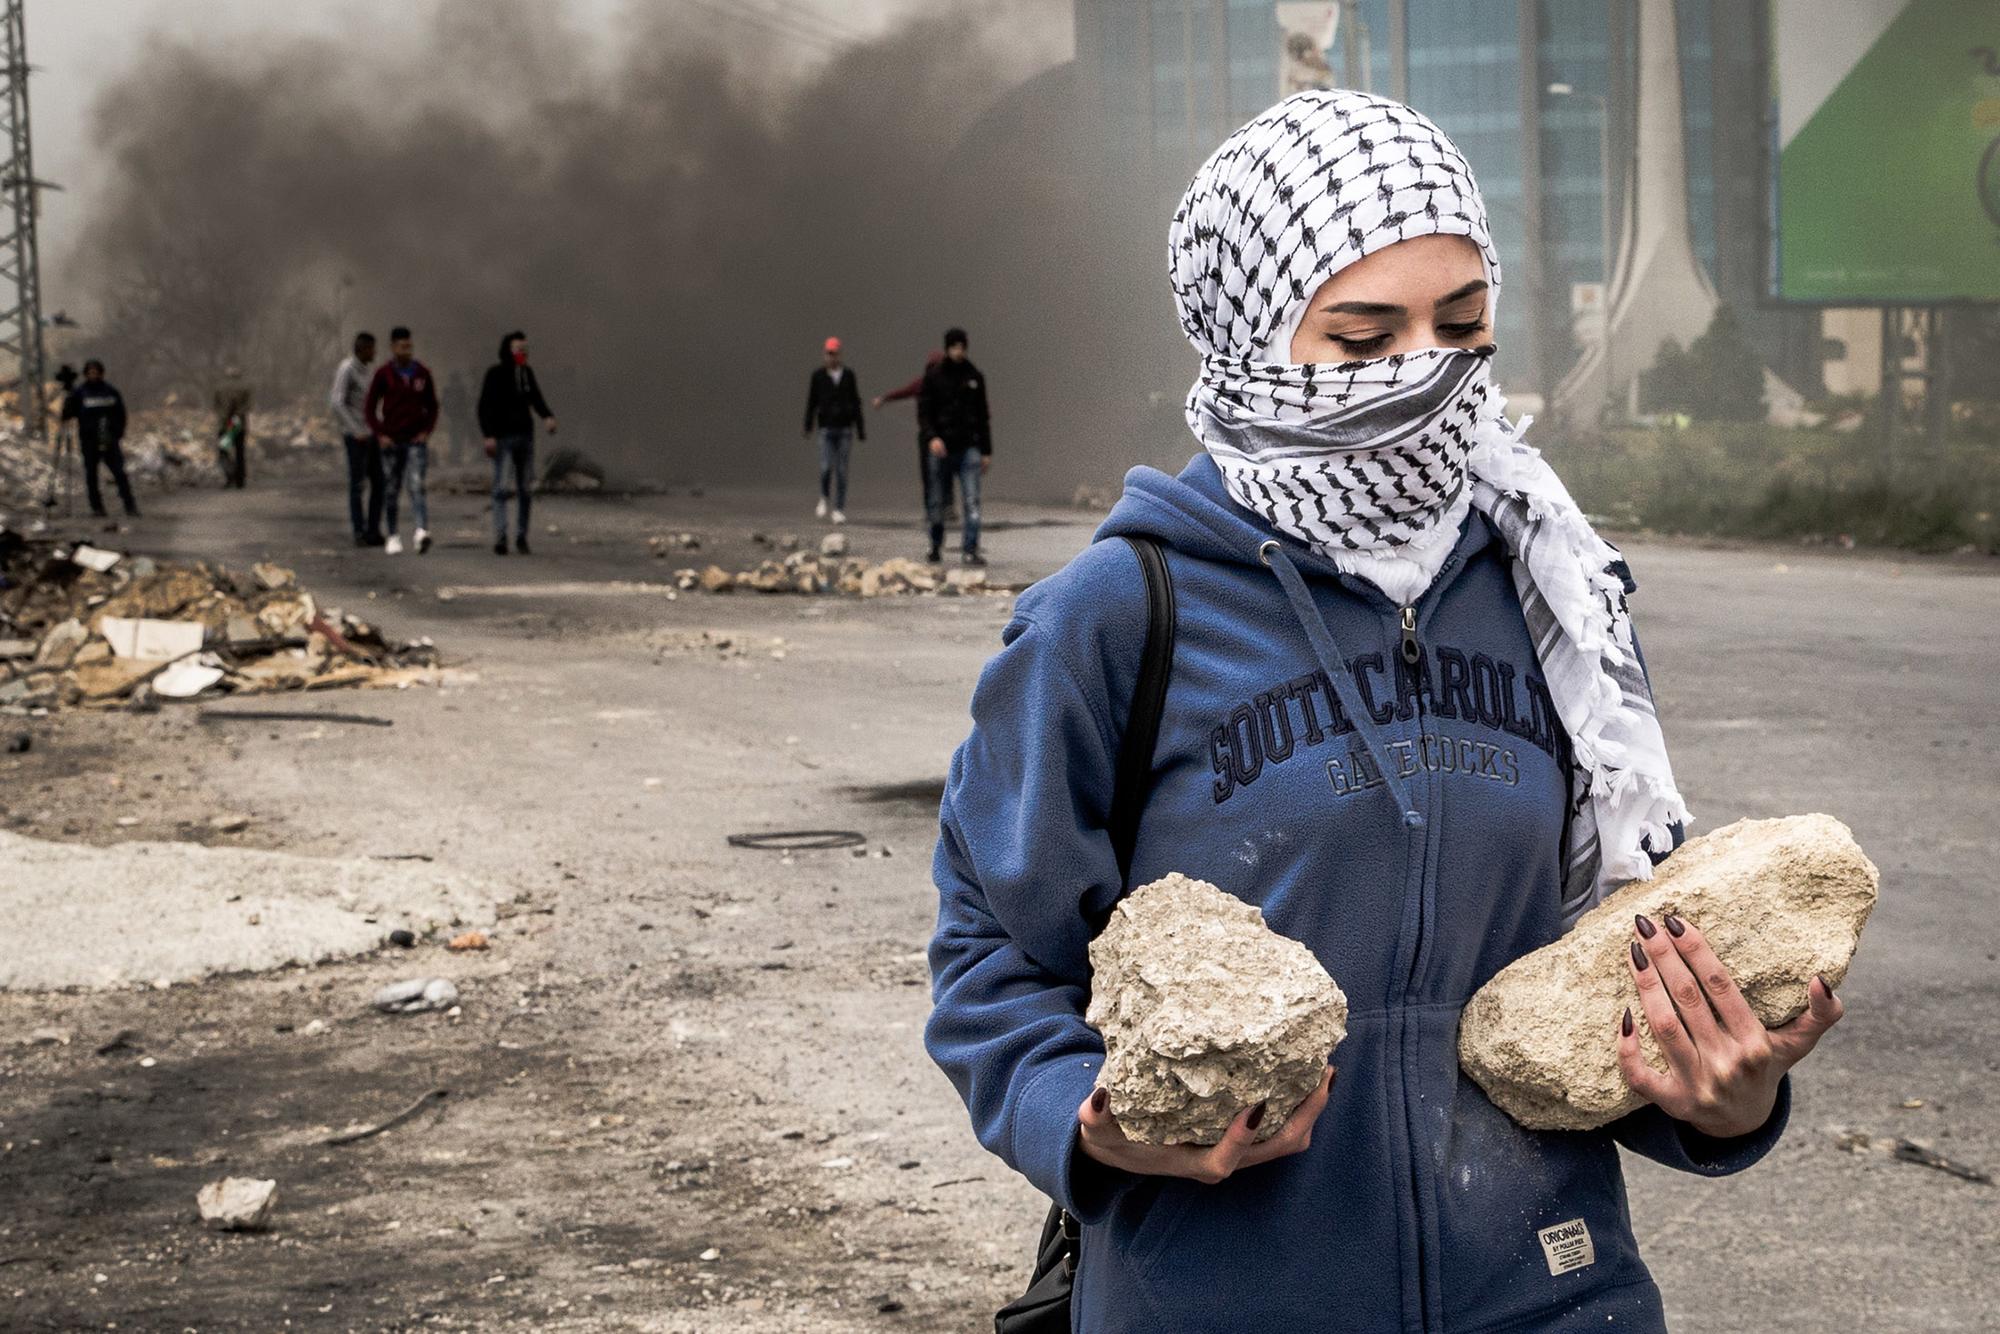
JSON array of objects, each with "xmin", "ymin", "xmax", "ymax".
[
  {"xmin": 384, "ymin": 534, "xmax": 404, "ymax": 555},
  {"xmin": 831, "ymin": 510, "xmax": 847, "ymax": 525},
  {"xmin": 814, "ymin": 497, "xmax": 828, "ymax": 519},
  {"xmin": 415, "ymin": 527, "xmax": 432, "ymax": 555}
]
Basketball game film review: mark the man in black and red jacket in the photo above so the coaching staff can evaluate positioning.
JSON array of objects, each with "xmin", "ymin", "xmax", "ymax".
[
  {"xmin": 802, "ymin": 336, "xmax": 865, "ymax": 524},
  {"xmin": 364, "ymin": 326, "xmax": 440, "ymax": 556},
  {"xmin": 917, "ymin": 327, "xmax": 991, "ymax": 565}
]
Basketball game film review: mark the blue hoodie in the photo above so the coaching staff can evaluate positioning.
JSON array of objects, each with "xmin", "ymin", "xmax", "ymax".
[{"xmin": 926, "ymin": 454, "xmax": 1788, "ymax": 1334}]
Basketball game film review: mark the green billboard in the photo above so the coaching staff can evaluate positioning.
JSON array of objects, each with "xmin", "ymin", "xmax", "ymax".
[{"xmin": 1770, "ymin": 0, "xmax": 2000, "ymax": 303}]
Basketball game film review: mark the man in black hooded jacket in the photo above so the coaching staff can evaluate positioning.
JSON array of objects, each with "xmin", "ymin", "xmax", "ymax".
[
  {"xmin": 478, "ymin": 330, "xmax": 558, "ymax": 555},
  {"xmin": 917, "ymin": 327, "xmax": 991, "ymax": 565}
]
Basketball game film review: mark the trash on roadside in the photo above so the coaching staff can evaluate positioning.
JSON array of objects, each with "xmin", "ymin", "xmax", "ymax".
[
  {"xmin": 197, "ymin": 1176, "xmax": 279, "ymax": 1231},
  {"xmin": 153, "ymin": 655, "xmax": 227, "ymax": 698},
  {"xmin": 373, "ymin": 977, "xmax": 461, "ymax": 1014},
  {"xmin": 447, "ymin": 930, "xmax": 489, "ymax": 952},
  {"xmin": 387, "ymin": 928, "xmax": 417, "ymax": 948},
  {"xmin": 99, "ymin": 615, "xmax": 206, "ymax": 662},
  {"xmin": 1892, "ymin": 1139, "xmax": 1992, "ymax": 1185}
]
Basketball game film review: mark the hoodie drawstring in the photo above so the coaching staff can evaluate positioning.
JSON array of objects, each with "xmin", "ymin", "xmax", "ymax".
[{"xmin": 1259, "ymin": 540, "xmax": 1426, "ymax": 830}]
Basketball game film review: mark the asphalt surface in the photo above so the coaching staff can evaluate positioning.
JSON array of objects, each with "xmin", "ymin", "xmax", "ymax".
[{"xmin": 2, "ymin": 458, "xmax": 1994, "ymax": 1331}]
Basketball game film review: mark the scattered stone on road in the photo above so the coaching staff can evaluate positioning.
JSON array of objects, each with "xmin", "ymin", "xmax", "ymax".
[{"xmin": 196, "ymin": 1177, "xmax": 278, "ymax": 1232}]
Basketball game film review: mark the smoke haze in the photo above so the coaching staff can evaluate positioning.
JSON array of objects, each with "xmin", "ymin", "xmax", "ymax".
[{"xmin": 62, "ymin": 0, "xmax": 1196, "ymax": 498}]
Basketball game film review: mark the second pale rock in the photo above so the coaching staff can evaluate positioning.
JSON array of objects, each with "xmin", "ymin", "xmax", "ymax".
[
  {"xmin": 1087, "ymin": 873, "xmax": 1347, "ymax": 1145},
  {"xmin": 1458, "ymin": 814, "xmax": 1878, "ymax": 1131}
]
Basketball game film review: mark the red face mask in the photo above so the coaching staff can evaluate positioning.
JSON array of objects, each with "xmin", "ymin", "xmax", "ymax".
[{"xmin": 512, "ymin": 349, "xmax": 528, "ymax": 366}]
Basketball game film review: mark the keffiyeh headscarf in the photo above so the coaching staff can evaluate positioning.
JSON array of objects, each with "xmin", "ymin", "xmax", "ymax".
[{"xmin": 1171, "ymin": 89, "xmax": 1689, "ymax": 917}]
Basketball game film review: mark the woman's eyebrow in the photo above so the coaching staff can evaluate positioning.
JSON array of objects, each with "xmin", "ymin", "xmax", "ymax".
[
  {"xmin": 1322, "ymin": 300, "xmax": 1402, "ymax": 316},
  {"xmin": 1434, "ymin": 279, "xmax": 1488, "ymax": 309}
]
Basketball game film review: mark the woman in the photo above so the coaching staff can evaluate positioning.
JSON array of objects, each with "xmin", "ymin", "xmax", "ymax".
[{"xmin": 925, "ymin": 90, "xmax": 1845, "ymax": 1332}]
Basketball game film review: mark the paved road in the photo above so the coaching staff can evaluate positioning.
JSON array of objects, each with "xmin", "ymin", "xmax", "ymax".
[{"xmin": 3, "ymin": 467, "xmax": 1993, "ymax": 1330}]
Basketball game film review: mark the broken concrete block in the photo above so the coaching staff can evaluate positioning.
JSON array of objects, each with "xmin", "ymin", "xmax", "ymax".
[
  {"xmin": 1459, "ymin": 814, "xmax": 1879, "ymax": 1131},
  {"xmin": 1086, "ymin": 873, "xmax": 1347, "ymax": 1145},
  {"xmin": 250, "ymin": 562, "xmax": 295, "ymax": 591},
  {"xmin": 697, "ymin": 566, "xmax": 734, "ymax": 594},
  {"xmin": 197, "ymin": 1176, "xmax": 278, "ymax": 1231},
  {"xmin": 33, "ymin": 618, "xmax": 88, "ymax": 668},
  {"xmin": 819, "ymin": 532, "xmax": 849, "ymax": 557}
]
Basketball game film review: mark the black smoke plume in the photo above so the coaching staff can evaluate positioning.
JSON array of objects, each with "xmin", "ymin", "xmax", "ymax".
[{"xmin": 64, "ymin": 0, "xmax": 1196, "ymax": 498}]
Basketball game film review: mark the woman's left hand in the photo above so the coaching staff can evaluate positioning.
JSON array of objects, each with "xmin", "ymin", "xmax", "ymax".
[{"xmin": 1619, "ymin": 912, "xmax": 1845, "ymax": 1139}]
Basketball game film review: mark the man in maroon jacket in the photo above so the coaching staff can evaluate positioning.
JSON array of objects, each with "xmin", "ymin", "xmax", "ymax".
[{"xmin": 364, "ymin": 326, "xmax": 441, "ymax": 555}]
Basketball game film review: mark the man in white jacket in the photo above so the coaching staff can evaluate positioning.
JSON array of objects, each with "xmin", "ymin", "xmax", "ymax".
[{"xmin": 330, "ymin": 332, "xmax": 383, "ymax": 546}]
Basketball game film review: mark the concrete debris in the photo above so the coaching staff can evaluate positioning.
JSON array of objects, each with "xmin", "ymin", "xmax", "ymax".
[
  {"xmin": 1086, "ymin": 873, "xmax": 1348, "ymax": 1146},
  {"xmin": 678, "ymin": 552, "xmax": 1011, "ymax": 598},
  {"xmin": 388, "ymin": 929, "xmax": 417, "ymax": 948},
  {"xmin": 69, "ymin": 544, "xmax": 121, "ymax": 573},
  {"xmin": 819, "ymin": 531, "xmax": 849, "ymax": 557},
  {"xmin": 5, "ymin": 731, "xmax": 28, "ymax": 752},
  {"xmin": 0, "ymin": 828, "xmax": 495, "ymax": 991},
  {"xmin": 373, "ymin": 977, "xmax": 461, "ymax": 1013},
  {"xmin": 0, "ymin": 529, "xmax": 444, "ymax": 711},
  {"xmin": 27, "ymin": 1027, "xmax": 70, "ymax": 1046},
  {"xmin": 1459, "ymin": 815, "xmax": 1879, "ymax": 1131},
  {"xmin": 208, "ymin": 813, "xmax": 252, "ymax": 833},
  {"xmin": 196, "ymin": 1177, "xmax": 279, "ymax": 1232},
  {"xmin": 447, "ymin": 930, "xmax": 490, "ymax": 951},
  {"xmin": 647, "ymin": 532, "xmax": 702, "ymax": 556}
]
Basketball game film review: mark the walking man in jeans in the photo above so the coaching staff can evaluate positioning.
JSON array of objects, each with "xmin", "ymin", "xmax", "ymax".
[
  {"xmin": 329, "ymin": 332, "xmax": 383, "ymax": 546},
  {"xmin": 802, "ymin": 336, "xmax": 864, "ymax": 525},
  {"xmin": 364, "ymin": 326, "xmax": 439, "ymax": 556},
  {"xmin": 478, "ymin": 330, "xmax": 558, "ymax": 556},
  {"xmin": 60, "ymin": 359, "xmax": 140, "ymax": 519},
  {"xmin": 917, "ymin": 327, "xmax": 992, "ymax": 565}
]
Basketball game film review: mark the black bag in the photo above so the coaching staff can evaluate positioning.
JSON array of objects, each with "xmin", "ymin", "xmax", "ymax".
[{"xmin": 993, "ymin": 534, "xmax": 1177, "ymax": 1334}]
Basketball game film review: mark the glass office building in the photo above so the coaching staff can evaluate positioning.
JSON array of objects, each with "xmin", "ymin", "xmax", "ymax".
[{"xmin": 1073, "ymin": 0, "xmax": 1815, "ymax": 397}]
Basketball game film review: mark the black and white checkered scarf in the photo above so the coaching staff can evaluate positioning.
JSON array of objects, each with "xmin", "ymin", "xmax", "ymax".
[{"xmin": 1171, "ymin": 89, "xmax": 1688, "ymax": 919}]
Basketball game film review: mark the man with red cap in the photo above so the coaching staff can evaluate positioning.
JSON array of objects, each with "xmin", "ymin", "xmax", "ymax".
[{"xmin": 802, "ymin": 335, "xmax": 865, "ymax": 524}]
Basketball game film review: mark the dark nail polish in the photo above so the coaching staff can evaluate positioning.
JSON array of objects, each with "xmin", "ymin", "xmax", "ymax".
[
  {"xmin": 1090, "ymin": 1088, "xmax": 1107, "ymax": 1115},
  {"xmin": 1634, "ymin": 914, "xmax": 1658, "ymax": 940},
  {"xmin": 1621, "ymin": 1006, "xmax": 1634, "ymax": 1037},
  {"xmin": 1630, "ymin": 940, "xmax": 1650, "ymax": 971},
  {"xmin": 1245, "ymin": 1101, "xmax": 1267, "ymax": 1131},
  {"xmin": 1663, "ymin": 914, "xmax": 1686, "ymax": 938}
]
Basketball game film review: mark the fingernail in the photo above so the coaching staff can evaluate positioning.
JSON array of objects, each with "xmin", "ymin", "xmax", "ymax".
[
  {"xmin": 1630, "ymin": 940, "xmax": 1650, "ymax": 971},
  {"xmin": 1621, "ymin": 1006, "xmax": 1634, "ymax": 1037},
  {"xmin": 1245, "ymin": 1101, "xmax": 1267, "ymax": 1131},
  {"xmin": 1634, "ymin": 914, "xmax": 1657, "ymax": 939},
  {"xmin": 1817, "ymin": 973, "xmax": 1835, "ymax": 998},
  {"xmin": 1090, "ymin": 1088, "xmax": 1107, "ymax": 1115},
  {"xmin": 1663, "ymin": 914, "xmax": 1686, "ymax": 938}
]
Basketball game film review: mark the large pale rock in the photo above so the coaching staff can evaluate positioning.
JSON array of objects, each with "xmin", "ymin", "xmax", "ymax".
[
  {"xmin": 1459, "ymin": 814, "xmax": 1878, "ymax": 1131},
  {"xmin": 197, "ymin": 1177, "xmax": 278, "ymax": 1231},
  {"xmin": 1086, "ymin": 874, "xmax": 1347, "ymax": 1145}
]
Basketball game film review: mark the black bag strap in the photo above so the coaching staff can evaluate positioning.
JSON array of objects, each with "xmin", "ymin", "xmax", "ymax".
[
  {"xmin": 1107, "ymin": 534, "xmax": 1176, "ymax": 885},
  {"xmin": 998, "ymin": 536, "xmax": 1176, "ymax": 1334}
]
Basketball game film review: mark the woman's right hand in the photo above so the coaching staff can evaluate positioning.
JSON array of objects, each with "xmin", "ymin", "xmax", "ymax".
[{"xmin": 1076, "ymin": 1066, "xmax": 1334, "ymax": 1185}]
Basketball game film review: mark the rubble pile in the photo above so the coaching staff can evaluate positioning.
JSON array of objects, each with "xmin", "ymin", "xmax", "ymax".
[
  {"xmin": 672, "ymin": 553, "xmax": 999, "ymax": 598},
  {"xmin": 1087, "ymin": 873, "xmax": 1349, "ymax": 1146},
  {"xmin": 0, "ymin": 529, "xmax": 443, "ymax": 711},
  {"xmin": 1459, "ymin": 814, "xmax": 1879, "ymax": 1130}
]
